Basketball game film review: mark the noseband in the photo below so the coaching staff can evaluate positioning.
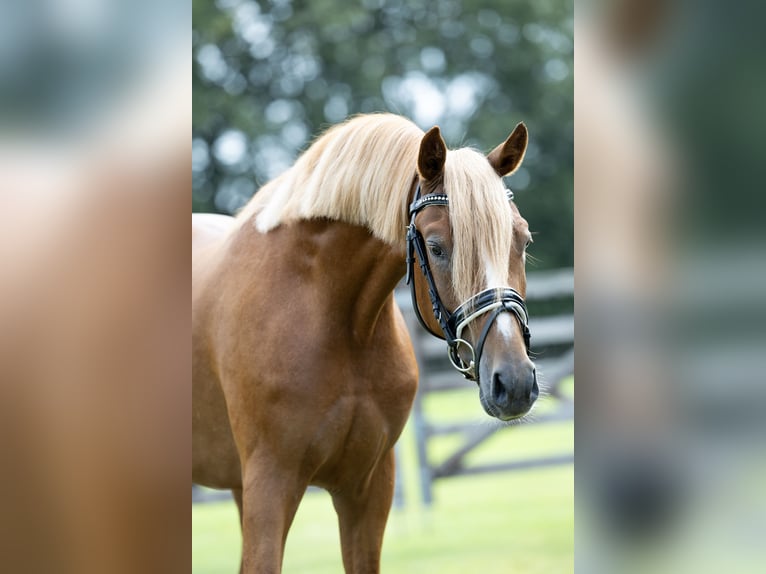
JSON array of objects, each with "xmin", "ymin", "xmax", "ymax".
[{"xmin": 405, "ymin": 184, "xmax": 531, "ymax": 382}]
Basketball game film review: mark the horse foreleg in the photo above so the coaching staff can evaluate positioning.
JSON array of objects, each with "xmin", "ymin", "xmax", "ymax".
[
  {"xmin": 240, "ymin": 458, "xmax": 305, "ymax": 574},
  {"xmin": 332, "ymin": 449, "xmax": 395, "ymax": 574}
]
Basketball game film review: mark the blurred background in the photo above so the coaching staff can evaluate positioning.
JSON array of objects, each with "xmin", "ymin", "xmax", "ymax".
[{"xmin": 192, "ymin": 0, "xmax": 573, "ymax": 572}]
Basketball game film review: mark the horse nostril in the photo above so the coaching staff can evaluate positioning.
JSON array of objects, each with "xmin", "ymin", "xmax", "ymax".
[
  {"xmin": 529, "ymin": 373, "xmax": 539, "ymax": 403},
  {"xmin": 492, "ymin": 371, "xmax": 508, "ymax": 405},
  {"xmin": 526, "ymin": 369, "xmax": 538, "ymax": 401}
]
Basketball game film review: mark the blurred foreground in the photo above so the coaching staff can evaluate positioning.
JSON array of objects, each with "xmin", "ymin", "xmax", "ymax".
[
  {"xmin": 0, "ymin": 1, "xmax": 189, "ymax": 572},
  {"xmin": 576, "ymin": 1, "xmax": 766, "ymax": 572}
]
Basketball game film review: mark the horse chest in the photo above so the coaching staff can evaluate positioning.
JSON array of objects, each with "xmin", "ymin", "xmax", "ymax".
[{"xmin": 303, "ymin": 352, "xmax": 416, "ymax": 486}]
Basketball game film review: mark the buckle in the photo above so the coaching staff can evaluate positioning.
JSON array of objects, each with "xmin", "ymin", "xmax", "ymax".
[{"xmin": 448, "ymin": 339, "xmax": 477, "ymax": 380}]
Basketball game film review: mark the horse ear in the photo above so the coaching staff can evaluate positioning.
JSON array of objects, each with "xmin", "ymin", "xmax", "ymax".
[
  {"xmin": 487, "ymin": 122, "xmax": 528, "ymax": 177},
  {"xmin": 418, "ymin": 126, "xmax": 447, "ymax": 181}
]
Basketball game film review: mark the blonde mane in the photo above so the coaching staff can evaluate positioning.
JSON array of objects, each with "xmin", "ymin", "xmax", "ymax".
[
  {"xmin": 237, "ymin": 113, "xmax": 515, "ymax": 302},
  {"xmin": 238, "ymin": 113, "xmax": 423, "ymax": 247}
]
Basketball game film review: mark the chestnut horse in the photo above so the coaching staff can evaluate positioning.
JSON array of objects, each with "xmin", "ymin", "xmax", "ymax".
[{"xmin": 192, "ymin": 113, "xmax": 537, "ymax": 573}]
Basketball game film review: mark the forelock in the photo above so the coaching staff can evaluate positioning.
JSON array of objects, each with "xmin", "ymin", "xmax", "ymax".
[{"xmin": 442, "ymin": 148, "xmax": 515, "ymax": 302}]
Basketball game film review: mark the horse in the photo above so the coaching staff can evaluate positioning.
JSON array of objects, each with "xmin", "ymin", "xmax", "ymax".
[{"xmin": 192, "ymin": 113, "xmax": 537, "ymax": 573}]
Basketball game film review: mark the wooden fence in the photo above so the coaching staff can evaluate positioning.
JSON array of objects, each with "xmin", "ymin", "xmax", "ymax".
[{"xmin": 396, "ymin": 268, "xmax": 574, "ymax": 505}]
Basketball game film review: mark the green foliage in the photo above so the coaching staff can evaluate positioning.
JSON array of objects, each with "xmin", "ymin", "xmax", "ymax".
[{"xmin": 193, "ymin": 0, "xmax": 573, "ymax": 268}]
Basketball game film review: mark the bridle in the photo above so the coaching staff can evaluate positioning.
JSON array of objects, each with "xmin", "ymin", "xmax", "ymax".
[{"xmin": 405, "ymin": 183, "xmax": 531, "ymax": 382}]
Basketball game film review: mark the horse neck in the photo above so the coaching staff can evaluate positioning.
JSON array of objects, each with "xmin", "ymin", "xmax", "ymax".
[{"xmin": 241, "ymin": 219, "xmax": 406, "ymax": 341}]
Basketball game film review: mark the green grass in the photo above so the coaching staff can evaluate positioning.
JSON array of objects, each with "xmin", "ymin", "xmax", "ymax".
[{"xmin": 193, "ymin": 383, "xmax": 573, "ymax": 573}]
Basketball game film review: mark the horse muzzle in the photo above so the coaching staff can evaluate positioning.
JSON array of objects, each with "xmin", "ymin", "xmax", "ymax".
[{"xmin": 480, "ymin": 359, "xmax": 538, "ymax": 421}]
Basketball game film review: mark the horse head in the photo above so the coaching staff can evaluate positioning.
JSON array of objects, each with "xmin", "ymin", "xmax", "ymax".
[{"xmin": 407, "ymin": 123, "xmax": 537, "ymax": 421}]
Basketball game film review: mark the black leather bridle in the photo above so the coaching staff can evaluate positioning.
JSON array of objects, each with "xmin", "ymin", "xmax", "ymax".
[{"xmin": 405, "ymin": 183, "xmax": 531, "ymax": 382}]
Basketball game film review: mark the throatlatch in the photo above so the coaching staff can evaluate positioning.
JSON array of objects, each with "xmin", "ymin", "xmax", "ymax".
[{"xmin": 405, "ymin": 184, "xmax": 531, "ymax": 382}]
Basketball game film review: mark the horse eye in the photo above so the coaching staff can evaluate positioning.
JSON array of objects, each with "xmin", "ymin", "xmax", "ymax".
[{"xmin": 429, "ymin": 244, "xmax": 445, "ymax": 258}]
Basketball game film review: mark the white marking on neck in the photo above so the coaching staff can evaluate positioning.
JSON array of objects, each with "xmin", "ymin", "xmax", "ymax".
[{"xmin": 483, "ymin": 256, "xmax": 513, "ymax": 341}]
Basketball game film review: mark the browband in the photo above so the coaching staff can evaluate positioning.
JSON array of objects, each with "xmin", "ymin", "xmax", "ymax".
[{"xmin": 409, "ymin": 189, "xmax": 514, "ymax": 217}]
